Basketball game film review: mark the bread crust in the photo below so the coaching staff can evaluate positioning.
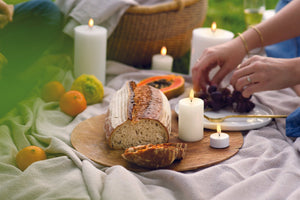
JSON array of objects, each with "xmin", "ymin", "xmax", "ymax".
[{"xmin": 122, "ymin": 143, "xmax": 187, "ymax": 169}]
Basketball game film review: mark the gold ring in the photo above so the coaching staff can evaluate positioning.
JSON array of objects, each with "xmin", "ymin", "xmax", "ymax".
[
  {"xmin": 247, "ymin": 76, "xmax": 252, "ymax": 83},
  {"xmin": 237, "ymin": 64, "xmax": 241, "ymax": 69}
]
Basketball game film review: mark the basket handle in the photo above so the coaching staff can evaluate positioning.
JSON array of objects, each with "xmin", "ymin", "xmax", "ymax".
[
  {"xmin": 174, "ymin": 0, "xmax": 185, "ymax": 11},
  {"xmin": 126, "ymin": 0, "xmax": 199, "ymax": 14}
]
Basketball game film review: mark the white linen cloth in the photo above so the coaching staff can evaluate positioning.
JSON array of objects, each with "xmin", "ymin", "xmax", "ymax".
[
  {"xmin": 55, "ymin": 0, "xmax": 173, "ymax": 38},
  {"xmin": 1, "ymin": 60, "xmax": 300, "ymax": 200}
]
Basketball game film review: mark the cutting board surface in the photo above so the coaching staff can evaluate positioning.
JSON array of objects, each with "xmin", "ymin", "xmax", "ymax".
[{"xmin": 71, "ymin": 111, "xmax": 243, "ymax": 172}]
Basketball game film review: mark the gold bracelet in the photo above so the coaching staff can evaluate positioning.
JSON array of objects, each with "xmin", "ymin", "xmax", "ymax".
[
  {"xmin": 238, "ymin": 33, "xmax": 249, "ymax": 56},
  {"xmin": 250, "ymin": 25, "xmax": 264, "ymax": 53}
]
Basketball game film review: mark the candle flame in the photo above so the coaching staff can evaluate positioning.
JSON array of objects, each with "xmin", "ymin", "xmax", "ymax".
[
  {"xmin": 217, "ymin": 124, "xmax": 221, "ymax": 134},
  {"xmin": 88, "ymin": 18, "xmax": 94, "ymax": 28},
  {"xmin": 211, "ymin": 22, "xmax": 217, "ymax": 33},
  {"xmin": 161, "ymin": 46, "xmax": 167, "ymax": 56},
  {"xmin": 189, "ymin": 89, "xmax": 194, "ymax": 102}
]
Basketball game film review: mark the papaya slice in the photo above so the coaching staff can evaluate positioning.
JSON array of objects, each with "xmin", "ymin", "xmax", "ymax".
[{"xmin": 137, "ymin": 75, "xmax": 185, "ymax": 99}]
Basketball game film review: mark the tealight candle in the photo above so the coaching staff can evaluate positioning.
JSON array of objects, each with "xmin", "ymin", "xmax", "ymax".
[
  {"xmin": 189, "ymin": 22, "xmax": 234, "ymax": 75},
  {"xmin": 178, "ymin": 89, "xmax": 204, "ymax": 142},
  {"xmin": 210, "ymin": 124, "xmax": 230, "ymax": 148},
  {"xmin": 152, "ymin": 46, "xmax": 173, "ymax": 71},
  {"xmin": 74, "ymin": 18, "xmax": 107, "ymax": 84}
]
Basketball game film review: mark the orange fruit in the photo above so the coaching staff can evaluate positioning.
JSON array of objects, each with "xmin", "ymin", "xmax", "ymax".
[
  {"xmin": 41, "ymin": 81, "xmax": 65, "ymax": 102},
  {"xmin": 59, "ymin": 90, "xmax": 87, "ymax": 116},
  {"xmin": 16, "ymin": 146, "xmax": 47, "ymax": 171}
]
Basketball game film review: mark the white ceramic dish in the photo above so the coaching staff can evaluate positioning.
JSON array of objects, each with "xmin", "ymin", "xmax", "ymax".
[{"xmin": 174, "ymin": 103, "xmax": 273, "ymax": 131}]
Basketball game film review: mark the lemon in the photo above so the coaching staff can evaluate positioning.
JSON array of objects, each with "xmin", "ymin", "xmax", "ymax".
[{"xmin": 71, "ymin": 74, "xmax": 104, "ymax": 105}]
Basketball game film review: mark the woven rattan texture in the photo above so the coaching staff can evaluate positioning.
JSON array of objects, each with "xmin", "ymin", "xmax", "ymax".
[{"xmin": 107, "ymin": 0, "xmax": 208, "ymax": 67}]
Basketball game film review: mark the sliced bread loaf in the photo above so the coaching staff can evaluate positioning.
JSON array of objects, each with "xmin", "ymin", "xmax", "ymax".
[{"xmin": 104, "ymin": 81, "xmax": 171, "ymax": 149}]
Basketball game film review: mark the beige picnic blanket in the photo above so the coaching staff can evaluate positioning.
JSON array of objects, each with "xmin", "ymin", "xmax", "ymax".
[{"xmin": 1, "ymin": 59, "xmax": 300, "ymax": 200}]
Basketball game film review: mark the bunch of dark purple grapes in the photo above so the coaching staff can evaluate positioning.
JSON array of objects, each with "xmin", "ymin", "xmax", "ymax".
[{"xmin": 197, "ymin": 85, "xmax": 255, "ymax": 113}]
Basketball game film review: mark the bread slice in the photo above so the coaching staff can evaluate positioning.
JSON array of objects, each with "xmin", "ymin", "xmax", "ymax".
[
  {"xmin": 122, "ymin": 143, "xmax": 187, "ymax": 169},
  {"xmin": 104, "ymin": 81, "xmax": 171, "ymax": 149}
]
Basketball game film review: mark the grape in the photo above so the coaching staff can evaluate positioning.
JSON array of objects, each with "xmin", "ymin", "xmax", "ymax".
[
  {"xmin": 232, "ymin": 90, "xmax": 243, "ymax": 102},
  {"xmin": 199, "ymin": 92, "xmax": 209, "ymax": 100},
  {"xmin": 208, "ymin": 85, "xmax": 217, "ymax": 94},
  {"xmin": 211, "ymin": 101, "xmax": 223, "ymax": 111},
  {"xmin": 203, "ymin": 99, "xmax": 210, "ymax": 108},
  {"xmin": 210, "ymin": 91, "xmax": 222, "ymax": 102},
  {"xmin": 221, "ymin": 88, "xmax": 231, "ymax": 96},
  {"xmin": 225, "ymin": 96, "xmax": 233, "ymax": 106},
  {"xmin": 196, "ymin": 85, "xmax": 255, "ymax": 113}
]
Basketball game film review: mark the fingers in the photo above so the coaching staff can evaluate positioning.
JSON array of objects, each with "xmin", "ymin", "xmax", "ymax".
[
  {"xmin": 192, "ymin": 50, "xmax": 218, "ymax": 92},
  {"xmin": 192, "ymin": 41, "xmax": 244, "ymax": 92},
  {"xmin": 192, "ymin": 59, "xmax": 211, "ymax": 92},
  {"xmin": 230, "ymin": 56, "xmax": 267, "ymax": 97},
  {"xmin": 210, "ymin": 63, "xmax": 232, "ymax": 86}
]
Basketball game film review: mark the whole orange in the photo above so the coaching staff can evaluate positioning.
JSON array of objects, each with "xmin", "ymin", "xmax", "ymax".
[
  {"xmin": 41, "ymin": 81, "xmax": 65, "ymax": 102},
  {"xmin": 16, "ymin": 146, "xmax": 47, "ymax": 171},
  {"xmin": 59, "ymin": 90, "xmax": 87, "ymax": 116}
]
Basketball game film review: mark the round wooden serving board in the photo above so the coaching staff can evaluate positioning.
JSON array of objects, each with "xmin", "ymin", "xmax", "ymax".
[{"xmin": 71, "ymin": 111, "xmax": 244, "ymax": 172}]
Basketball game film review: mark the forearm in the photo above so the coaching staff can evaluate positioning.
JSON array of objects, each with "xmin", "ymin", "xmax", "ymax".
[{"xmin": 242, "ymin": 0, "xmax": 300, "ymax": 52}]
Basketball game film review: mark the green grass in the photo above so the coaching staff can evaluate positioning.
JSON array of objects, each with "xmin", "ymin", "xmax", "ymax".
[
  {"xmin": 204, "ymin": 0, "xmax": 278, "ymax": 34},
  {"xmin": 5, "ymin": 0, "xmax": 28, "ymax": 4}
]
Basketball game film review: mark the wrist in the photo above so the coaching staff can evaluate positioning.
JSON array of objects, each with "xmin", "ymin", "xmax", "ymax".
[
  {"xmin": 231, "ymin": 36, "xmax": 248, "ymax": 60},
  {"xmin": 240, "ymin": 27, "xmax": 264, "ymax": 53},
  {"xmin": 287, "ymin": 58, "xmax": 300, "ymax": 85}
]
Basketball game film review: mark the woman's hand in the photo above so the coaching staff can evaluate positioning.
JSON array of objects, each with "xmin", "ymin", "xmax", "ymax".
[
  {"xmin": 230, "ymin": 55, "xmax": 300, "ymax": 98},
  {"xmin": 192, "ymin": 38, "xmax": 246, "ymax": 92},
  {"xmin": 0, "ymin": 0, "xmax": 13, "ymax": 29}
]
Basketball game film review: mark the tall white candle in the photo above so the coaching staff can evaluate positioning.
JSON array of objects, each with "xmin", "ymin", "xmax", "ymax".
[
  {"xmin": 74, "ymin": 18, "xmax": 107, "ymax": 85},
  {"xmin": 189, "ymin": 22, "xmax": 234, "ymax": 75},
  {"xmin": 178, "ymin": 90, "xmax": 204, "ymax": 142},
  {"xmin": 152, "ymin": 46, "xmax": 173, "ymax": 71}
]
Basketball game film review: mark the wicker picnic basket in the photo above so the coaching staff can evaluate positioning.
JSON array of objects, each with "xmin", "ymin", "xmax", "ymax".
[{"xmin": 107, "ymin": 0, "xmax": 208, "ymax": 67}]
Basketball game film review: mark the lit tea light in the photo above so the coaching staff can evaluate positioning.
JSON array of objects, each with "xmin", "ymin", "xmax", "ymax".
[
  {"xmin": 210, "ymin": 124, "xmax": 230, "ymax": 148},
  {"xmin": 151, "ymin": 46, "xmax": 173, "ymax": 72},
  {"xmin": 178, "ymin": 89, "xmax": 204, "ymax": 142}
]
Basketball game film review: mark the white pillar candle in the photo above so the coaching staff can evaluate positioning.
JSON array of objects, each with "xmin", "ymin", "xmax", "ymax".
[
  {"xmin": 178, "ymin": 90, "xmax": 204, "ymax": 142},
  {"xmin": 189, "ymin": 22, "xmax": 234, "ymax": 75},
  {"xmin": 210, "ymin": 124, "xmax": 230, "ymax": 148},
  {"xmin": 74, "ymin": 18, "xmax": 107, "ymax": 85},
  {"xmin": 152, "ymin": 46, "xmax": 173, "ymax": 71}
]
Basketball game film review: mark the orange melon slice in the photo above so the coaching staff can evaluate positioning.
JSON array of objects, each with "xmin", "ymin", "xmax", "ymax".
[{"xmin": 137, "ymin": 75, "xmax": 185, "ymax": 99}]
